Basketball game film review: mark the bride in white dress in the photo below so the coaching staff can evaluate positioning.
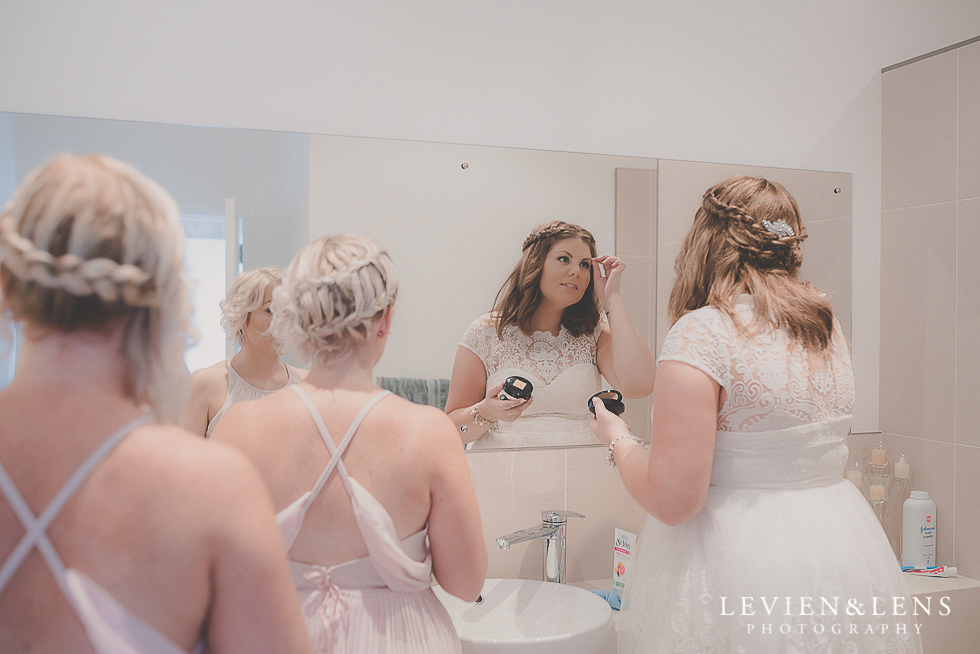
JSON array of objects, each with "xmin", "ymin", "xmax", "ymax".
[
  {"xmin": 591, "ymin": 177, "xmax": 921, "ymax": 653},
  {"xmin": 445, "ymin": 220, "xmax": 655, "ymax": 449}
]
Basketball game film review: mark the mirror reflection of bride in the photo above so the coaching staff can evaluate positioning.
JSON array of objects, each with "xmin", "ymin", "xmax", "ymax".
[{"xmin": 445, "ymin": 220, "xmax": 655, "ymax": 449}]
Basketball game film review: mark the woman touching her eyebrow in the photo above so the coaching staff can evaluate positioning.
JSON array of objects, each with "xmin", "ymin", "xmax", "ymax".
[{"xmin": 445, "ymin": 220, "xmax": 655, "ymax": 449}]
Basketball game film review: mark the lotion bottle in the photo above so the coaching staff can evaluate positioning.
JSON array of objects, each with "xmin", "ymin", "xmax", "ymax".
[{"xmin": 902, "ymin": 490, "xmax": 936, "ymax": 568}]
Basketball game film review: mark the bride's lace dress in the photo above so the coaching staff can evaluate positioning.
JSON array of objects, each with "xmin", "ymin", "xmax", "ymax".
[
  {"xmin": 621, "ymin": 296, "xmax": 922, "ymax": 653},
  {"xmin": 459, "ymin": 313, "xmax": 606, "ymax": 448}
]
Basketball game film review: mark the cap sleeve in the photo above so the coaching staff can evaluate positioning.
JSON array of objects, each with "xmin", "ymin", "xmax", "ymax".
[
  {"xmin": 594, "ymin": 311, "xmax": 609, "ymax": 339},
  {"xmin": 658, "ymin": 307, "xmax": 735, "ymax": 391},
  {"xmin": 459, "ymin": 314, "xmax": 495, "ymax": 365}
]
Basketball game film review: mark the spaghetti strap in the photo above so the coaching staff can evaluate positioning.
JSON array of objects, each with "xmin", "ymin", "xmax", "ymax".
[
  {"xmin": 0, "ymin": 415, "xmax": 152, "ymax": 598},
  {"xmin": 289, "ymin": 385, "xmax": 390, "ymax": 503}
]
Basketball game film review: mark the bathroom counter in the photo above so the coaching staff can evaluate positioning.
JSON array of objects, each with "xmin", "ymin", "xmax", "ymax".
[
  {"xmin": 572, "ymin": 574, "xmax": 980, "ymax": 654},
  {"xmin": 903, "ymin": 572, "xmax": 980, "ymax": 653},
  {"xmin": 902, "ymin": 570, "xmax": 980, "ymax": 595}
]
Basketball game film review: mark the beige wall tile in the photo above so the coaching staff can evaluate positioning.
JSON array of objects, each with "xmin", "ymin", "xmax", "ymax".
[
  {"xmin": 656, "ymin": 241, "xmax": 682, "ymax": 353},
  {"xmin": 617, "ymin": 255, "xmax": 653, "ymax": 441},
  {"xmin": 703, "ymin": 162, "xmax": 767, "ymax": 189},
  {"xmin": 914, "ymin": 584, "xmax": 980, "ymax": 654},
  {"xmin": 564, "ymin": 446, "xmax": 649, "ymax": 583},
  {"xmin": 618, "ymin": 255, "xmax": 651, "ymax": 346},
  {"xmin": 764, "ymin": 166, "xmax": 820, "ymax": 224},
  {"xmin": 883, "ymin": 433, "xmax": 956, "ymax": 568},
  {"xmin": 657, "ymin": 159, "xmax": 709, "ymax": 245},
  {"xmin": 954, "ymin": 445, "xmax": 980, "ymax": 578},
  {"xmin": 957, "ymin": 199, "xmax": 980, "ymax": 447},
  {"xmin": 818, "ymin": 172, "xmax": 853, "ymax": 220},
  {"xmin": 799, "ymin": 219, "xmax": 821, "ymax": 288},
  {"xmin": 615, "ymin": 168, "xmax": 655, "ymax": 256},
  {"xmin": 882, "ymin": 51, "xmax": 958, "ymax": 210},
  {"xmin": 648, "ymin": 171, "xmax": 659, "ymax": 258},
  {"xmin": 845, "ymin": 432, "xmax": 880, "ymax": 461},
  {"xmin": 466, "ymin": 448, "xmax": 566, "ymax": 579},
  {"xmin": 959, "ymin": 41, "xmax": 980, "ymax": 201},
  {"xmin": 879, "ymin": 204, "xmax": 956, "ymax": 441},
  {"xmin": 621, "ymin": 396, "xmax": 652, "ymax": 443},
  {"xmin": 817, "ymin": 216, "xmax": 853, "ymax": 345}
]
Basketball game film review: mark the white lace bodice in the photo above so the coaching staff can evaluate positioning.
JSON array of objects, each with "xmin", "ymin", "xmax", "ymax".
[
  {"xmin": 658, "ymin": 296, "xmax": 854, "ymax": 433},
  {"xmin": 460, "ymin": 313, "xmax": 607, "ymax": 448}
]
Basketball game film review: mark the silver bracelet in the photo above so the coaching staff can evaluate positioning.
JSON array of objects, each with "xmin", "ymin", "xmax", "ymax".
[
  {"xmin": 470, "ymin": 404, "xmax": 498, "ymax": 430},
  {"xmin": 607, "ymin": 432, "xmax": 644, "ymax": 468}
]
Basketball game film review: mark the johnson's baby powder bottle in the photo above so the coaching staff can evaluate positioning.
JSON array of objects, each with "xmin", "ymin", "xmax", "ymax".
[{"xmin": 902, "ymin": 491, "xmax": 937, "ymax": 568}]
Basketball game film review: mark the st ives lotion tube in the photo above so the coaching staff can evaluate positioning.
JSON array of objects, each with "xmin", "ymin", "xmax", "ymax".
[{"xmin": 614, "ymin": 528, "xmax": 636, "ymax": 598}]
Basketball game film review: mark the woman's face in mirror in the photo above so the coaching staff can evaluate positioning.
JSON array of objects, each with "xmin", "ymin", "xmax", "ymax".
[
  {"xmin": 538, "ymin": 237, "xmax": 592, "ymax": 309},
  {"xmin": 243, "ymin": 288, "xmax": 276, "ymax": 353}
]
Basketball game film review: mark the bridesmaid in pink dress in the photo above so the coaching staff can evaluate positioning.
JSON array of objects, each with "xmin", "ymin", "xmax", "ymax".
[
  {"xmin": 0, "ymin": 154, "xmax": 311, "ymax": 653},
  {"xmin": 213, "ymin": 234, "xmax": 487, "ymax": 653}
]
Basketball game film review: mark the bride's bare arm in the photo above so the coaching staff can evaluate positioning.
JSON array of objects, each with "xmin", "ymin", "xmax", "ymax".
[{"xmin": 591, "ymin": 361, "xmax": 717, "ymax": 525}]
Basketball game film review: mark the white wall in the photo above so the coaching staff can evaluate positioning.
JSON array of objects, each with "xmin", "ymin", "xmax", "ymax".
[{"xmin": 2, "ymin": 1, "xmax": 980, "ymax": 429}]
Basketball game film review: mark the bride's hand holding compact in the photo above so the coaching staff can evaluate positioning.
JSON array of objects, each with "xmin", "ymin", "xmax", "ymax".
[
  {"xmin": 589, "ymin": 396, "xmax": 629, "ymax": 447},
  {"xmin": 476, "ymin": 382, "xmax": 534, "ymax": 424}
]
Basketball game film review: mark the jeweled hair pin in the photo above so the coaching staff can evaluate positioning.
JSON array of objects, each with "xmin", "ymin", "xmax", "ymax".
[{"xmin": 761, "ymin": 219, "xmax": 794, "ymax": 238}]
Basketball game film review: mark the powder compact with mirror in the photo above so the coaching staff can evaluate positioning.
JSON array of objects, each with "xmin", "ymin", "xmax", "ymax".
[
  {"xmin": 499, "ymin": 375, "xmax": 533, "ymax": 402},
  {"xmin": 588, "ymin": 390, "xmax": 625, "ymax": 417}
]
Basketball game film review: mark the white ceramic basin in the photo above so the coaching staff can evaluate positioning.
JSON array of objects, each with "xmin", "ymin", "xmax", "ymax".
[{"xmin": 433, "ymin": 578, "xmax": 613, "ymax": 654}]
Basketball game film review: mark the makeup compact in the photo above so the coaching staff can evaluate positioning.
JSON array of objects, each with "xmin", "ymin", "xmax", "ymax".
[
  {"xmin": 499, "ymin": 375, "xmax": 533, "ymax": 401},
  {"xmin": 588, "ymin": 389, "xmax": 625, "ymax": 416}
]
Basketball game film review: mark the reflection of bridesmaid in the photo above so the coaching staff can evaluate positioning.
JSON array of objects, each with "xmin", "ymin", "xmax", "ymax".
[
  {"xmin": 182, "ymin": 268, "xmax": 303, "ymax": 437},
  {"xmin": 445, "ymin": 221, "xmax": 655, "ymax": 449}
]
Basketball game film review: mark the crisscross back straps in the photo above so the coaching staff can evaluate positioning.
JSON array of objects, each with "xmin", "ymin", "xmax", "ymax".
[
  {"xmin": 0, "ymin": 415, "xmax": 152, "ymax": 599},
  {"xmin": 289, "ymin": 386, "xmax": 391, "ymax": 509}
]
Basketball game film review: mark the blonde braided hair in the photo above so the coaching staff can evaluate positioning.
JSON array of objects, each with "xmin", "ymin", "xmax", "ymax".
[
  {"xmin": 0, "ymin": 217, "xmax": 156, "ymax": 306},
  {"xmin": 271, "ymin": 234, "xmax": 398, "ymax": 363},
  {"xmin": 0, "ymin": 154, "xmax": 194, "ymax": 422}
]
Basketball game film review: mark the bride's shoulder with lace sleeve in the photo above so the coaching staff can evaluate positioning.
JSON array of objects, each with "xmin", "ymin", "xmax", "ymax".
[
  {"xmin": 459, "ymin": 312, "xmax": 496, "ymax": 360},
  {"xmin": 657, "ymin": 306, "xmax": 737, "ymax": 388}
]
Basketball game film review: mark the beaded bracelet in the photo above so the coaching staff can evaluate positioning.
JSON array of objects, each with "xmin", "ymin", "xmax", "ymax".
[
  {"xmin": 470, "ymin": 404, "xmax": 498, "ymax": 430},
  {"xmin": 607, "ymin": 432, "xmax": 645, "ymax": 468}
]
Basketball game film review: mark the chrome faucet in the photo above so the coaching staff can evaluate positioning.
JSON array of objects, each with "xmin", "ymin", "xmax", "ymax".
[{"xmin": 496, "ymin": 510, "xmax": 585, "ymax": 583}]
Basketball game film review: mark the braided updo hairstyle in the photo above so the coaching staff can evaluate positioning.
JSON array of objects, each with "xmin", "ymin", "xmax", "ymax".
[
  {"xmin": 492, "ymin": 220, "xmax": 601, "ymax": 339},
  {"xmin": 0, "ymin": 154, "xmax": 194, "ymax": 421},
  {"xmin": 667, "ymin": 176, "xmax": 834, "ymax": 352},
  {"xmin": 271, "ymin": 234, "xmax": 398, "ymax": 363}
]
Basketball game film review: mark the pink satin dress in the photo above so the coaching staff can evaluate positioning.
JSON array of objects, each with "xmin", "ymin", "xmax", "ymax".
[
  {"xmin": 0, "ymin": 417, "xmax": 204, "ymax": 654},
  {"xmin": 276, "ymin": 386, "xmax": 461, "ymax": 653}
]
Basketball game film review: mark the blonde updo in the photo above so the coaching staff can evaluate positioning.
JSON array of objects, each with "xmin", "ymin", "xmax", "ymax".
[
  {"xmin": 220, "ymin": 267, "xmax": 282, "ymax": 345},
  {"xmin": 271, "ymin": 234, "xmax": 398, "ymax": 363},
  {"xmin": 0, "ymin": 154, "xmax": 194, "ymax": 421}
]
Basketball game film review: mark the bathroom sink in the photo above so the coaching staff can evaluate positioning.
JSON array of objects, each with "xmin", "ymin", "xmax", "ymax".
[{"xmin": 433, "ymin": 578, "xmax": 613, "ymax": 654}]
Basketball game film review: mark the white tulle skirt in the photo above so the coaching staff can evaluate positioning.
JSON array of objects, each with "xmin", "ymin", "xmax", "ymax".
[{"xmin": 619, "ymin": 480, "xmax": 923, "ymax": 653}]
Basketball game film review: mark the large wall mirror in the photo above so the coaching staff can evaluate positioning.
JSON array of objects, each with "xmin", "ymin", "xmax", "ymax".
[{"xmin": 0, "ymin": 112, "xmax": 851, "ymax": 449}]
